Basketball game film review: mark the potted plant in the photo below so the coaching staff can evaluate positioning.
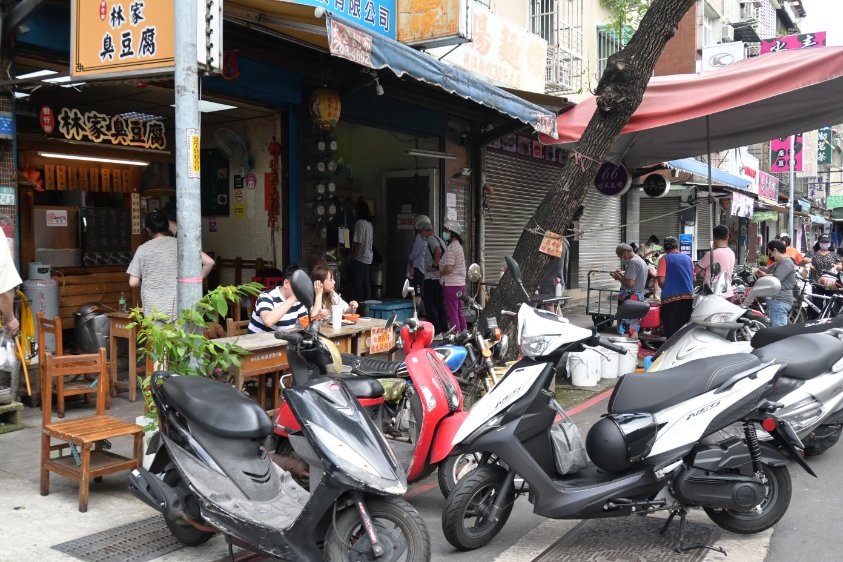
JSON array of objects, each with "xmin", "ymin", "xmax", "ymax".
[
  {"xmin": 757, "ymin": 254, "xmax": 770, "ymax": 267},
  {"xmin": 129, "ymin": 282, "xmax": 263, "ymax": 431}
]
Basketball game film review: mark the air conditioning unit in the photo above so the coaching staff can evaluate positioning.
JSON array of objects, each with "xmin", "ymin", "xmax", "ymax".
[{"xmin": 721, "ymin": 24, "xmax": 735, "ymax": 43}]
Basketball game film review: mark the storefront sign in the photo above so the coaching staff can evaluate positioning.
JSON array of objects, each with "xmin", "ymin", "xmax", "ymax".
[
  {"xmin": 294, "ymin": 0, "xmax": 396, "ymax": 39},
  {"xmin": 679, "ymin": 233, "xmax": 693, "ymax": 258},
  {"xmin": 818, "ymin": 126, "xmax": 833, "ymax": 166},
  {"xmin": 760, "ymin": 32, "xmax": 826, "ymax": 54},
  {"xmin": 721, "ymin": 147, "xmax": 759, "ymax": 194},
  {"xmin": 593, "ymin": 162, "xmax": 632, "ymax": 197},
  {"xmin": 50, "ymin": 105, "xmax": 167, "ymax": 149},
  {"xmin": 757, "ymin": 171, "xmax": 779, "ymax": 203},
  {"xmin": 731, "ymin": 192, "xmax": 754, "ymax": 219},
  {"xmin": 701, "ymin": 41, "xmax": 744, "ymax": 72},
  {"xmin": 430, "ymin": 3, "xmax": 546, "ymax": 93},
  {"xmin": 39, "ymin": 106, "xmax": 55, "ymax": 134},
  {"xmin": 71, "ymin": 0, "xmax": 221, "ymax": 78},
  {"xmin": 397, "ymin": 0, "xmax": 470, "ymax": 48},
  {"xmin": 752, "ymin": 211, "xmax": 778, "ymax": 223},
  {"xmin": 0, "ymin": 112, "xmax": 14, "ymax": 140},
  {"xmin": 642, "ymin": 174, "xmax": 671, "ymax": 197},
  {"xmin": 329, "ymin": 18, "xmax": 374, "ymax": 67},
  {"xmin": 770, "ymin": 134, "xmax": 803, "ymax": 173}
]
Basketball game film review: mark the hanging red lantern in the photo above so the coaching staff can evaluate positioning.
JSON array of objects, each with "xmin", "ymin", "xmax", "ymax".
[{"xmin": 309, "ymin": 88, "xmax": 341, "ymax": 132}]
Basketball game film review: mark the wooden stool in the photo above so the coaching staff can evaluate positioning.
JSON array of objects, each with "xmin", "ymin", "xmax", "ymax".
[{"xmin": 40, "ymin": 349, "xmax": 143, "ymax": 512}]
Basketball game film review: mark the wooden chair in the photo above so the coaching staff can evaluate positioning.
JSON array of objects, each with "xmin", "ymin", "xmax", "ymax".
[
  {"xmin": 224, "ymin": 318, "xmax": 280, "ymax": 411},
  {"xmin": 40, "ymin": 348, "xmax": 143, "ymax": 512},
  {"xmin": 38, "ymin": 312, "xmax": 104, "ymax": 418}
]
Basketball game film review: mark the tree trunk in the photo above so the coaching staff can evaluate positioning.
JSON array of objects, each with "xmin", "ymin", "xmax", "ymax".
[{"xmin": 483, "ymin": 0, "xmax": 697, "ymax": 351}]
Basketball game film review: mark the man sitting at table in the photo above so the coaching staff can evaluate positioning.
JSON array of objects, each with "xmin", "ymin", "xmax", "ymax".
[{"xmin": 248, "ymin": 264, "xmax": 309, "ymax": 333}]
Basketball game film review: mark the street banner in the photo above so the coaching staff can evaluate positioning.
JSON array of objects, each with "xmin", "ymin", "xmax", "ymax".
[
  {"xmin": 771, "ymin": 134, "xmax": 803, "ymax": 173},
  {"xmin": 731, "ymin": 192, "xmax": 754, "ymax": 219},
  {"xmin": 701, "ymin": 41, "xmax": 744, "ymax": 72},
  {"xmin": 757, "ymin": 170, "xmax": 779, "ymax": 203}
]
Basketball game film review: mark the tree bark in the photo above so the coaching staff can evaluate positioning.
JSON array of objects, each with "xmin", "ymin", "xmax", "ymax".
[{"xmin": 483, "ymin": 0, "xmax": 697, "ymax": 350}]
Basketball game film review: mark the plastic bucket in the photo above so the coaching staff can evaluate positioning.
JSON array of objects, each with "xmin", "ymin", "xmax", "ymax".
[
  {"xmin": 566, "ymin": 349, "xmax": 602, "ymax": 387},
  {"xmin": 611, "ymin": 337, "xmax": 640, "ymax": 377},
  {"xmin": 602, "ymin": 345, "xmax": 620, "ymax": 379}
]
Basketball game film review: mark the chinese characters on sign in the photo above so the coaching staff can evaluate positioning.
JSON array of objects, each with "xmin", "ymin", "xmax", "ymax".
[
  {"xmin": 72, "ymin": 0, "xmax": 175, "ymax": 78},
  {"xmin": 760, "ymin": 32, "xmax": 826, "ymax": 54},
  {"xmin": 592, "ymin": 162, "xmax": 633, "ymax": 197},
  {"xmin": 818, "ymin": 126, "xmax": 833, "ymax": 166},
  {"xmin": 770, "ymin": 134, "xmax": 803, "ymax": 173},
  {"xmin": 291, "ymin": 0, "xmax": 395, "ymax": 39},
  {"xmin": 329, "ymin": 19, "xmax": 374, "ymax": 67},
  {"xmin": 757, "ymin": 171, "xmax": 779, "ymax": 203},
  {"xmin": 52, "ymin": 106, "xmax": 167, "ymax": 150}
]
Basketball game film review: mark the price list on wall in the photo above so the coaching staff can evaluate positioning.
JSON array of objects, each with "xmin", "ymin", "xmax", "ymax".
[{"xmin": 82, "ymin": 207, "xmax": 132, "ymax": 265}]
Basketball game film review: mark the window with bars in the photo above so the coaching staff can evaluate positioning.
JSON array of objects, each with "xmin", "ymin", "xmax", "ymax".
[
  {"xmin": 530, "ymin": 0, "xmax": 584, "ymax": 95},
  {"xmin": 595, "ymin": 25, "xmax": 627, "ymax": 81}
]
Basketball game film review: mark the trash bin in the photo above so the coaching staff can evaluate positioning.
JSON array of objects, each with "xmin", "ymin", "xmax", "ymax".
[{"xmin": 74, "ymin": 304, "xmax": 112, "ymax": 354}]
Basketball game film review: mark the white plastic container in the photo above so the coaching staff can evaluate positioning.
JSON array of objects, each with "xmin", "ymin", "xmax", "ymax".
[
  {"xmin": 567, "ymin": 348, "xmax": 602, "ymax": 387},
  {"xmin": 331, "ymin": 304, "xmax": 343, "ymax": 330},
  {"xmin": 136, "ymin": 415, "xmax": 156, "ymax": 470},
  {"xmin": 612, "ymin": 337, "xmax": 640, "ymax": 377},
  {"xmin": 602, "ymin": 345, "xmax": 620, "ymax": 379}
]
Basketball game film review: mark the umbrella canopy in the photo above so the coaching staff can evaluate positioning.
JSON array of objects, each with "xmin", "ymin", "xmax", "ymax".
[{"xmin": 540, "ymin": 47, "xmax": 843, "ymax": 169}]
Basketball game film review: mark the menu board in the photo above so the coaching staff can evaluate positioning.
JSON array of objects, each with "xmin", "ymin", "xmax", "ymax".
[{"xmin": 82, "ymin": 206, "xmax": 132, "ymax": 264}]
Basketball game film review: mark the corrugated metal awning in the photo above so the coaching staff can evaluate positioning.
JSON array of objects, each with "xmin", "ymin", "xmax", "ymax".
[{"xmin": 665, "ymin": 158, "xmax": 752, "ymax": 190}]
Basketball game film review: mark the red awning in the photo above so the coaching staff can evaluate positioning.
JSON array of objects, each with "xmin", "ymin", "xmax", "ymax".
[{"xmin": 540, "ymin": 47, "xmax": 843, "ymax": 169}]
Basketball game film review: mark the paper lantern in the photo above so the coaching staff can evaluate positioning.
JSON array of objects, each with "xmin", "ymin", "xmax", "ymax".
[{"xmin": 309, "ymin": 88, "xmax": 341, "ymax": 131}]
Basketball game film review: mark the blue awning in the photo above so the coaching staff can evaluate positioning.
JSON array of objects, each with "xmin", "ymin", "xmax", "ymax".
[
  {"xmin": 325, "ymin": 14, "xmax": 558, "ymax": 139},
  {"xmin": 665, "ymin": 158, "xmax": 752, "ymax": 191},
  {"xmin": 812, "ymin": 214, "xmax": 830, "ymax": 225}
]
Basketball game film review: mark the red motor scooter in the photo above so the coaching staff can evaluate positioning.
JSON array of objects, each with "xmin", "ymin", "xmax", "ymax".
[{"xmin": 270, "ymin": 279, "xmax": 469, "ymax": 493}]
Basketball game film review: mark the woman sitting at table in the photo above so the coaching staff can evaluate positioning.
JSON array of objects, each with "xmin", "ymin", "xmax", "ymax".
[
  {"xmin": 248, "ymin": 264, "xmax": 309, "ymax": 333},
  {"xmin": 310, "ymin": 264, "xmax": 359, "ymax": 321}
]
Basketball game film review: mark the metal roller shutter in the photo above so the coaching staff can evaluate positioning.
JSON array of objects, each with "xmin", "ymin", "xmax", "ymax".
[
  {"xmin": 638, "ymin": 196, "xmax": 681, "ymax": 248},
  {"xmin": 482, "ymin": 150, "xmax": 562, "ymax": 283},
  {"xmin": 696, "ymin": 202, "xmax": 713, "ymax": 259},
  {"xmin": 574, "ymin": 189, "xmax": 622, "ymax": 289}
]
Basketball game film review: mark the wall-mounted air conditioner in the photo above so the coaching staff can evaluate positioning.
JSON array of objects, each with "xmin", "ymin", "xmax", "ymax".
[{"xmin": 721, "ymin": 24, "xmax": 735, "ymax": 43}]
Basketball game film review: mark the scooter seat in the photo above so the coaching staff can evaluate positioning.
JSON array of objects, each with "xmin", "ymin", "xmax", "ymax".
[
  {"xmin": 341, "ymin": 353, "xmax": 403, "ymax": 378},
  {"xmin": 332, "ymin": 374, "xmax": 385, "ymax": 399},
  {"xmin": 750, "ymin": 314, "xmax": 843, "ymax": 348},
  {"xmin": 160, "ymin": 375, "xmax": 273, "ymax": 439},
  {"xmin": 752, "ymin": 334, "xmax": 843, "ymax": 380},
  {"xmin": 610, "ymin": 354, "xmax": 761, "ymax": 414}
]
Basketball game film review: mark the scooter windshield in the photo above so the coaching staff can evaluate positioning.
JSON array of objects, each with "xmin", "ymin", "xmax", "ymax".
[{"xmin": 517, "ymin": 303, "xmax": 592, "ymax": 358}]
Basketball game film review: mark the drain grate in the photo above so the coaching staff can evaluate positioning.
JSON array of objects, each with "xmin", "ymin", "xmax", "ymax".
[
  {"xmin": 534, "ymin": 515, "xmax": 720, "ymax": 562},
  {"xmin": 52, "ymin": 516, "xmax": 185, "ymax": 562}
]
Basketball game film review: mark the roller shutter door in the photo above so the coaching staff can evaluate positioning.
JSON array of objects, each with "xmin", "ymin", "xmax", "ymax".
[
  {"xmin": 573, "ymin": 189, "xmax": 622, "ymax": 289},
  {"xmin": 638, "ymin": 196, "xmax": 681, "ymax": 248},
  {"xmin": 482, "ymin": 151, "xmax": 561, "ymax": 283}
]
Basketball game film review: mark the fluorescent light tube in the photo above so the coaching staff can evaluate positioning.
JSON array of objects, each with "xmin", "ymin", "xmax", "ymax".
[
  {"xmin": 38, "ymin": 152, "xmax": 149, "ymax": 166},
  {"xmin": 171, "ymin": 100, "xmax": 237, "ymax": 113},
  {"xmin": 405, "ymin": 149, "xmax": 457, "ymax": 160},
  {"xmin": 16, "ymin": 69, "xmax": 58, "ymax": 80}
]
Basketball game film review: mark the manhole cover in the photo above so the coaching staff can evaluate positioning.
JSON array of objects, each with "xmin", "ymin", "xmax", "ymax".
[
  {"xmin": 534, "ymin": 515, "xmax": 720, "ymax": 562},
  {"xmin": 52, "ymin": 516, "xmax": 184, "ymax": 562}
]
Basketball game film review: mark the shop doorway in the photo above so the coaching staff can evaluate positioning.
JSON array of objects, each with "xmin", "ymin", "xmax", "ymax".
[{"xmin": 384, "ymin": 170, "xmax": 436, "ymax": 298}]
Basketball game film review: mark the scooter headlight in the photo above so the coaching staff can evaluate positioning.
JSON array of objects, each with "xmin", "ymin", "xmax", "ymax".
[
  {"xmin": 521, "ymin": 334, "xmax": 554, "ymax": 358},
  {"xmin": 703, "ymin": 312, "xmax": 734, "ymax": 324}
]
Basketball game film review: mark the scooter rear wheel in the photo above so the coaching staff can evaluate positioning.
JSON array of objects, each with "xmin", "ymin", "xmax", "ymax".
[
  {"xmin": 704, "ymin": 463, "xmax": 791, "ymax": 534},
  {"xmin": 162, "ymin": 471, "xmax": 215, "ymax": 546},
  {"xmin": 324, "ymin": 497, "xmax": 430, "ymax": 562},
  {"xmin": 442, "ymin": 464, "xmax": 515, "ymax": 550}
]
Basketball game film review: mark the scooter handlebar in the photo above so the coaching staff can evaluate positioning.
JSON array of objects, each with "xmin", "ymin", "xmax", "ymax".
[
  {"xmin": 274, "ymin": 331, "xmax": 304, "ymax": 345},
  {"xmin": 597, "ymin": 338, "xmax": 627, "ymax": 354}
]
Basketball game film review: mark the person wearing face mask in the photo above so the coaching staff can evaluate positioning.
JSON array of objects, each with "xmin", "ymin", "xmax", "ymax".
[
  {"xmin": 610, "ymin": 243, "xmax": 648, "ymax": 336},
  {"xmin": 755, "ymin": 240, "xmax": 796, "ymax": 327},
  {"xmin": 437, "ymin": 220, "xmax": 467, "ymax": 332},
  {"xmin": 806, "ymin": 235, "xmax": 840, "ymax": 318}
]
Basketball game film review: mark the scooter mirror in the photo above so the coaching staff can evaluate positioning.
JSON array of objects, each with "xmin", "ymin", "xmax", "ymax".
[
  {"xmin": 290, "ymin": 269, "xmax": 315, "ymax": 312},
  {"xmin": 746, "ymin": 275, "xmax": 781, "ymax": 302},
  {"xmin": 401, "ymin": 278, "xmax": 415, "ymax": 299},
  {"xmin": 710, "ymin": 262, "xmax": 721, "ymax": 278},
  {"xmin": 711, "ymin": 271, "xmax": 728, "ymax": 296},
  {"xmin": 467, "ymin": 263, "xmax": 482, "ymax": 283},
  {"xmin": 384, "ymin": 313, "xmax": 397, "ymax": 331},
  {"xmin": 616, "ymin": 299, "xmax": 650, "ymax": 320},
  {"xmin": 504, "ymin": 256, "xmax": 523, "ymax": 284}
]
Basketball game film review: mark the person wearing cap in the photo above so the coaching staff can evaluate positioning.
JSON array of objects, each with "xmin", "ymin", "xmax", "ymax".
[
  {"xmin": 611, "ymin": 243, "xmax": 649, "ymax": 336},
  {"xmin": 437, "ymin": 220, "xmax": 467, "ymax": 332},
  {"xmin": 695, "ymin": 225, "xmax": 735, "ymax": 299},
  {"xmin": 408, "ymin": 215, "xmax": 432, "ymax": 297},
  {"xmin": 656, "ymin": 236, "xmax": 695, "ymax": 338},
  {"xmin": 777, "ymin": 233, "xmax": 809, "ymax": 266}
]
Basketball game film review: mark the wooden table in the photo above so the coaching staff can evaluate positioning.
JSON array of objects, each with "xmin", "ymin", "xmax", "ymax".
[
  {"xmin": 213, "ymin": 317, "xmax": 391, "ymax": 409},
  {"xmin": 108, "ymin": 312, "xmax": 141, "ymax": 402}
]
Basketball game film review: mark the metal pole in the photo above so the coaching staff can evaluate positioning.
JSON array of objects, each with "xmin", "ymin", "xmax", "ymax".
[
  {"xmin": 174, "ymin": 0, "xmax": 202, "ymax": 314},
  {"xmin": 789, "ymin": 134, "xmax": 795, "ymax": 243},
  {"xmin": 706, "ymin": 116, "xmax": 713, "ymax": 253}
]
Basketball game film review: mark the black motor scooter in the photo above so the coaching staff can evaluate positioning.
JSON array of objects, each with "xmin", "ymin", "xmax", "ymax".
[{"xmin": 129, "ymin": 270, "xmax": 430, "ymax": 562}]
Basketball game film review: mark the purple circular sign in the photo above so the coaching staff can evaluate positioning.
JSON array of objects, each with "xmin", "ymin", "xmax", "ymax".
[{"xmin": 593, "ymin": 162, "xmax": 632, "ymax": 197}]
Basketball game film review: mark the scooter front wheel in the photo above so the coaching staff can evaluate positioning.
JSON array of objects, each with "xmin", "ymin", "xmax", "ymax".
[
  {"xmin": 442, "ymin": 465, "xmax": 515, "ymax": 550},
  {"xmin": 324, "ymin": 497, "xmax": 430, "ymax": 562}
]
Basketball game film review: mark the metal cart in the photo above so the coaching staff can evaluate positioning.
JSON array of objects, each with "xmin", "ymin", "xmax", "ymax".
[{"xmin": 586, "ymin": 270, "xmax": 619, "ymax": 328}]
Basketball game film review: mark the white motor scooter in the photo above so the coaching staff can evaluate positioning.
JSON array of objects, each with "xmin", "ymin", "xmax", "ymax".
[{"xmin": 651, "ymin": 274, "xmax": 843, "ymax": 456}]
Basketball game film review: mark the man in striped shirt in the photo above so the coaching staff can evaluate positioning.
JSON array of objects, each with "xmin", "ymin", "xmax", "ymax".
[{"xmin": 248, "ymin": 264, "xmax": 308, "ymax": 333}]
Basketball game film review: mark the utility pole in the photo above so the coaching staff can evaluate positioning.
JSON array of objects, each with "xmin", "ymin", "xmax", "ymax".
[
  {"xmin": 788, "ymin": 134, "xmax": 795, "ymax": 242},
  {"xmin": 174, "ymin": 0, "xmax": 203, "ymax": 314}
]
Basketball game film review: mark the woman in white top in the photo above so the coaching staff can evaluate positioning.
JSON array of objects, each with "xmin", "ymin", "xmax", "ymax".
[
  {"xmin": 438, "ymin": 219, "xmax": 467, "ymax": 332},
  {"xmin": 311, "ymin": 264, "xmax": 358, "ymax": 321}
]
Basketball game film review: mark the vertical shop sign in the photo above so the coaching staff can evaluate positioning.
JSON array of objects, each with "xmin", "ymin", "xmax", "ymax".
[
  {"xmin": 131, "ymin": 193, "xmax": 141, "ymax": 234},
  {"xmin": 818, "ymin": 126, "xmax": 833, "ymax": 166},
  {"xmin": 770, "ymin": 134, "xmax": 803, "ymax": 173}
]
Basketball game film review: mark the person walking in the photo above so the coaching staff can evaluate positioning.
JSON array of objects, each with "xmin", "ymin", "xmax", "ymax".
[
  {"xmin": 413, "ymin": 215, "xmax": 448, "ymax": 335},
  {"xmin": 656, "ymin": 236, "xmax": 695, "ymax": 338},
  {"xmin": 611, "ymin": 243, "xmax": 649, "ymax": 336},
  {"xmin": 755, "ymin": 240, "xmax": 796, "ymax": 327},
  {"xmin": 437, "ymin": 220, "xmax": 467, "ymax": 333},
  {"xmin": 0, "ymin": 229, "xmax": 22, "ymax": 337},
  {"xmin": 248, "ymin": 264, "xmax": 309, "ymax": 333},
  {"xmin": 350, "ymin": 198, "xmax": 373, "ymax": 302},
  {"xmin": 127, "ymin": 209, "xmax": 214, "ymax": 319},
  {"xmin": 695, "ymin": 225, "xmax": 736, "ymax": 298}
]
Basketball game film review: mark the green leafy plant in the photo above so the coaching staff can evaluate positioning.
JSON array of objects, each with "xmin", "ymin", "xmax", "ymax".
[
  {"xmin": 129, "ymin": 282, "xmax": 263, "ymax": 430},
  {"xmin": 757, "ymin": 255, "xmax": 770, "ymax": 267},
  {"xmin": 599, "ymin": 0, "xmax": 650, "ymax": 44}
]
